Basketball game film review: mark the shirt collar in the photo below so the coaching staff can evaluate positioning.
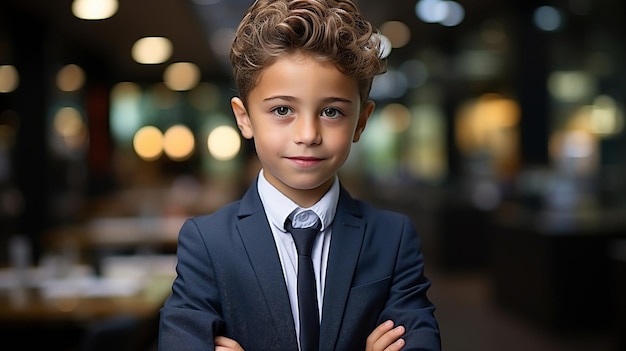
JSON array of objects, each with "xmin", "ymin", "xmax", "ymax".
[{"xmin": 257, "ymin": 169, "xmax": 339, "ymax": 232}]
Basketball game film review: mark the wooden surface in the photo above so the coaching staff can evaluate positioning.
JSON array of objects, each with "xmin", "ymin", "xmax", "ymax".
[{"xmin": 0, "ymin": 255, "xmax": 176, "ymax": 324}]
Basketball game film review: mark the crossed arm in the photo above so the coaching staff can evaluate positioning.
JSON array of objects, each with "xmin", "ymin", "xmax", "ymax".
[{"xmin": 215, "ymin": 319, "xmax": 406, "ymax": 351}]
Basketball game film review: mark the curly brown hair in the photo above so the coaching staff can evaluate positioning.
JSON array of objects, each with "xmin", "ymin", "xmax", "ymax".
[{"xmin": 230, "ymin": 0, "xmax": 387, "ymax": 104}]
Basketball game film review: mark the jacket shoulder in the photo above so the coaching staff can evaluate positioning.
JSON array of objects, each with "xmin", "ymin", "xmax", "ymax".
[{"xmin": 189, "ymin": 200, "xmax": 242, "ymax": 227}]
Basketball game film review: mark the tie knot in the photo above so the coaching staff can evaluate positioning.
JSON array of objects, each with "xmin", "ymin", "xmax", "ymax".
[{"xmin": 285, "ymin": 217, "xmax": 320, "ymax": 257}]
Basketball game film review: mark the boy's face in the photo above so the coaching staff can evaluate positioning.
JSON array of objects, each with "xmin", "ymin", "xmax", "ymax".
[{"xmin": 231, "ymin": 53, "xmax": 374, "ymax": 207}]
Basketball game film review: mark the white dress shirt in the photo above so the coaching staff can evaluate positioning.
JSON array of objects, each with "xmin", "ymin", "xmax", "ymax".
[{"xmin": 256, "ymin": 169, "xmax": 339, "ymax": 343}]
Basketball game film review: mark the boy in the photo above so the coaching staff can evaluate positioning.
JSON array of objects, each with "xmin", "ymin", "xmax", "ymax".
[{"xmin": 158, "ymin": 0, "xmax": 441, "ymax": 350}]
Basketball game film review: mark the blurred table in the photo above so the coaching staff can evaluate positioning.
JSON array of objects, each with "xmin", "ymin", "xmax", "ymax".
[
  {"xmin": 43, "ymin": 216, "xmax": 186, "ymax": 253},
  {"xmin": 0, "ymin": 255, "xmax": 176, "ymax": 350},
  {"xmin": 0, "ymin": 254, "xmax": 176, "ymax": 323}
]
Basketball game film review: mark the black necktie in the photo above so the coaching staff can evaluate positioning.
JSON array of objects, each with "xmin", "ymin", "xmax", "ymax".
[{"xmin": 285, "ymin": 217, "xmax": 321, "ymax": 351}]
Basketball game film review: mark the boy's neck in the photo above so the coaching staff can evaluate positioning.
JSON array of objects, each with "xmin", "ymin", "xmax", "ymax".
[{"xmin": 262, "ymin": 170, "xmax": 335, "ymax": 208}]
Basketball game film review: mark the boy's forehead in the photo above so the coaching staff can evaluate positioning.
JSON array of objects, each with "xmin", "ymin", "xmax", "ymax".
[{"xmin": 251, "ymin": 54, "xmax": 360, "ymax": 98}]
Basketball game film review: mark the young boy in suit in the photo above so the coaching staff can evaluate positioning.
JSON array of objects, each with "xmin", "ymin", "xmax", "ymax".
[{"xmin": 158, "ymin": 0, "xmax": 441, "ymax": 350}]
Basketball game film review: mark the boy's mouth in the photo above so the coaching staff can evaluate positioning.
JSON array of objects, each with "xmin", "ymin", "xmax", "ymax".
[{"xmin": 287, "ymin": 156, "xmax": 323, "ymax": 167}]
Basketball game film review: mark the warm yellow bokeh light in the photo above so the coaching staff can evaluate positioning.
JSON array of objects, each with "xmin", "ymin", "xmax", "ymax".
[
  {"xmin": 590, "ymin": 95, "xmax": 624, "ymax": 136},
  {"xmin": 380, "ymin": 21, "xmax": 411, "ymax": 48},
  {"xmin": 56, "ymin": 64, "xmax": 86, "ymax": 92},
  {"xmin": 111, "ymin": 81, "xmax": 141, "ymax": 99},
  {"xmin": 133, "ymin": 126, "xmax": 164, "ymax": 161},
  {"xmin": 380, "ymin": 103, "xmax": 411, "ymax": 133},
  {"xmin": 0, "ymin": 65, "xmax": 20, "ymax": 93},
  {"xmin": 163, "ymin": 124, "xmax": 195, "ymax": 161},
  {"xmin": 132, "ymin": 37, "xmax": 173, "ymax": 64},
  {"xmin": 163, "ymin": 62, "xmax": 201, "ymax": 91},
  {"xmin": 455, "ymin": 93, "xmax": 521, "ymax": 178},
  {"xmin": 53, "ymin": 107, "xmax": 88, "ymax": 150},
  {"xmin": 72, "ymin": 0, "xmax": 118, "ymax": 20},
  {"xmin": 207, "ymin": 125, "xmax": 241, "ymax": 161},
  {"xmin": 53, "ymin": 107, "xmax": 84, "ymax": 138}
]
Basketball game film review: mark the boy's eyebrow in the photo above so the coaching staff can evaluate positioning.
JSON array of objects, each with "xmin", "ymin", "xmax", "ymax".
[{"xmin": 263, "ymin": 95, "xmax": 354, "ymax": 104}]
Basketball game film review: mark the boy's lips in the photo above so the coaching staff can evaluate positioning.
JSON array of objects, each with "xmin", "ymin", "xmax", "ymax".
[{"xmin": 287, "ymin": 156, "xmax": 323, "ymax": 167}]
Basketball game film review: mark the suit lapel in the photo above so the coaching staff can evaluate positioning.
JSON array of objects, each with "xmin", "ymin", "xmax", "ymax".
[
  {"xmin": 236, "ymin": 182, "xmax": 298, "ymax": 347},
  {"xmin": 319, "ymin": 186, "xmax": 365, "ymax": 350}
]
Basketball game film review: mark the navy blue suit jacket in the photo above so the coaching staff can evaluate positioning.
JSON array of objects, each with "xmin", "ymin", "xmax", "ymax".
[{"xmin": 159, "ymin": 181, "xmax": 440, "ymax": 350}]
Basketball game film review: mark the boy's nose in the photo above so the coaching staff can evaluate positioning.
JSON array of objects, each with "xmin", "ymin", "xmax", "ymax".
[{"xmin": 293, "ymin": 116, "xmax": 321, "ymax": 145}]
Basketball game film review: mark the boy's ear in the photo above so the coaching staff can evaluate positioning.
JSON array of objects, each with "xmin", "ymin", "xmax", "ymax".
[
  {"xmin": 231, "ymin": 97, "xmax": 254, "ymax": 139},
  {"xmin": 353, "ymin": 100, "xmax": 375, "ymax": 142}
]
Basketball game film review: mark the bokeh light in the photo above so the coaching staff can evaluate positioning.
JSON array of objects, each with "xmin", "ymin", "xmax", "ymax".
[
  {"xmin": 163, "ymin": 124, "xmax": 195, "ymax": 161},
  {"xmin": 133, "ymin": 126, "xmax": 164, "ymax": 161},
  {"xmin": 110, "ymin": 82, "xmax": 143, "ymax": 144},
  {"xmin": 380, "ymin": 21, "xmax": 411, "ymax": 48},
  {"xmin": 52, "ymin": 107, "xmax": 88, "ymax": 151},
  {"xmin": 163, "ymin": 62, "xmax": 201, "ymax": 91},
  {"xmin": 533, "ymin": 6, "xmax": 562, "ymax": 31},
  {"xmin": 72, "ymin": 0, "xmax": 118, "ymax": 20},
  {"xmin": 380, "ymin": 103, "xmax": 411, "ymax": 133},
  {"xmin": 207, "ymin": 125, "xmax": 241, "ymax": 161},
  {"xmin": 131, "ymin": 37, "xmax": 173, "ymax": 65},
  {"xmin": 56, "ymin": 64, "xmax": 86, "ymax": 92},
  {"xmin": 0, "ymin": 65, "xmax": 19, "ymax": 93},
  {"xmin": 415, "ymin": 0, "xmax": 464, "ymax": 26}
]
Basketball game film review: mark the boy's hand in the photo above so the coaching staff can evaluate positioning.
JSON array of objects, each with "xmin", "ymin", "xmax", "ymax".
[
  {"xmin": 215, "ymin": 336, "xmax": 244, "ymax": 351},
  {"xmin": 366, "ymin": 320, "xmax": 406, "ymax": 351},
  {"xmin": 215, "ymin": 321, "xmax": 406, "ymax": 351}
]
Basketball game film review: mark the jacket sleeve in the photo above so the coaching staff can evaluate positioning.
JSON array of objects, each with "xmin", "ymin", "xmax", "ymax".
[
  {"xmin": 158, "ymin": 218, "xmax": 225, "ymax": 350},
  {"xmin": 377, "ymin": 215, "xmax": 441, "ymax": 351}
]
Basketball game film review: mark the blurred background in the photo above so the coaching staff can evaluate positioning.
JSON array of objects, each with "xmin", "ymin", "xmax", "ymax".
[{"xmin": 0, "ymin": 0, "xmax": 625, "ymax": 350}]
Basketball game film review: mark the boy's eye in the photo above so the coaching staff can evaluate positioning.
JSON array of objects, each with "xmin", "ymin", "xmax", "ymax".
[
  {"xmin": 272, "ymin": 106, "xmax": 292, "ymax": 117},
  {"xmin": 322, "ymin": 107, "xmax": 342, "ymax": 118}
]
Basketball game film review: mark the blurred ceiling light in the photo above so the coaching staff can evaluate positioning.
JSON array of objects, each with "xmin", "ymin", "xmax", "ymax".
[
  {"xmin": 132, "ymin": 37, "xmax": 173, "ymax": 64},
  {"xmin": 72, "ymin": 0, "xmax": 118, "ymax": 20},
  {"xmin": 590, "ymin": 95, "xmax": 624, "ymax": 137},
  {"xmin": 53, "ymin": 107, "xmax": 84, "ymax": 138},
  {"xmin": 548, "ymin": 71, "xmax": 595, "ymax": 103},
  {"xmin": 110, "ymin": 82, "xmax": 142, "ymax": 143},
  {"xmin": 111, "ymin": 81, "xmax": 141, "ymax": 99},
  {"xmin": 56, "ymin": 64, "xmax": 85, "ymax": 92},
  {"xmin": 164, "ymin": 124, "xmax": 195, "ymax": 161},
  {"xmin": 456, "ymin": 50, "xmax": 502, "ymax": 79},
  {"xmin": 475, "ymin": 94, "xmax": 521, "ymax": 128},
  {"xmin": 164, "ymin": 62, "xmax": 201, "ymax": 91},
  {"xmin": 380, "ymin": 103, "xmax": 411, "ymax": 133},
  {"xmin": 415, "ymin": 0, "xmax": 448, "ymax": 23},
  {"xmin": 561, "ymin": 130, "xmax": 594, "ymax": 158},
  {"xmin": 380, "ymin": 21, "xmax": 411, "ymax": 48},
  {"xmin": 415, "ymin": 0, "xmax": 464, "ymax": 26},
  {"xmin": 207, "ymin": 125, "xmax": 241, "ymax": 161},
  {"xmin": 533, "ymin": 6, "xmax": 562, "ymax": 31},
  {"xmin": 439, "ymin": 1, "xmax": 465, "ymax": 27},
  {"xmin": 53, "ymin": 107, "xmax": 88, "ymax": 151},
  {"xmin": 133, "ymin": 126, "xmax": 164, "ymax": 161},
  {"xmin": 0, "ymin": 65, "xmax": 19, "ymax": 93}
]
